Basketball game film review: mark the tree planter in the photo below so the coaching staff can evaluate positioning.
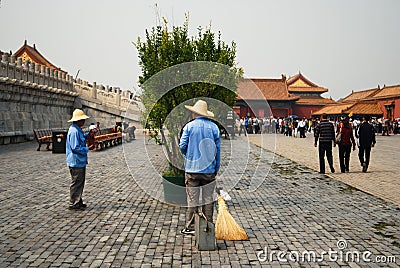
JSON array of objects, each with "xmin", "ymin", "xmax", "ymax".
[{"xmin": 162, "ymin": 175, "xmax": 187, "ymax": 206}]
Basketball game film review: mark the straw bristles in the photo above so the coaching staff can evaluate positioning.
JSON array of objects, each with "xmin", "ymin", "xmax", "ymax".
[{"xmin": 215, "ymin": 196, "xmax": 248, "ymax": 241}]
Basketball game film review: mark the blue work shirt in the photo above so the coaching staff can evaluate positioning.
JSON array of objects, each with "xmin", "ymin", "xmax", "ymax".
[
  {"xmin": 66, "ymin": 123, "xmax": 89, "ymax": 168},
  {"xmin": 179, "ymin": 117, "xmax": 221, "ymax": 174}
]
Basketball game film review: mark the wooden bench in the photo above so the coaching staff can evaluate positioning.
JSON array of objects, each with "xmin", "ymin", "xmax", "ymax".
[
  {"xmin": 33, "ymin": 129, "xmax": 53, "ymax": 151},
  {"xmin": 93, "ymin": 132, "xmax": 122, "ymax": 150}
]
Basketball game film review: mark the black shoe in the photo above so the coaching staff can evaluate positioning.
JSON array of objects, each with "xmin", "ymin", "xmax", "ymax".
[
  {"xmin": 330, "ymin": 167, "xmax": 335, "ymax": 173},
  {"xmin": 68, "ymin": 204, "xmax": 85, "ymax": 210},
  {"xmin": 345, "ymin": 168, "xmax": 349, "ymax": 172},
  {"xmin": 319, "ymin": 171, "xmax": 325, "ymax": 174},
  {"xmin": 77, "ymin": 200, "xmax": 87, "ymax": 208},
  {"xmin": 180, "ymin": 228, "xmax": 195, "ymax": 236},
  {"xmin": 362, "ymin": 163, "xmax": 367, "ymax": 173}
]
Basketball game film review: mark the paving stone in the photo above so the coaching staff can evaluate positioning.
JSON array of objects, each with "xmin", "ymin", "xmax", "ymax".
[{"xmin": 0, "ymin": 135, "xmax": 399, "ymax": 267}]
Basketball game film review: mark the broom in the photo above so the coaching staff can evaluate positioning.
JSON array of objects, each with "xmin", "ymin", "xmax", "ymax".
[{"xmin": 215, "ymin": 195, "xmax": 248, "ymax": 240}]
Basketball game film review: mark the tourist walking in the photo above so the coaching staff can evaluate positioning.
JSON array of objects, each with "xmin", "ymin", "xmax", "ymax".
[
  {"xmin": 314, "ymin": 113, "xmax": 336, "ymax": 174},
  {"xmin": 382, "ymin": 118, "xmax": 391, "ymax": 136},
  {"xmin": 274, "ymin": 117, "xmax": 279, "ymax": 133},
  {"xmin": 292, "ymin": 119, "xmax": 298, "ymax": 138},
  {"xmin": 66, "ymin": 109, "xmax": 90, "ymax": 210},
  {"xmin": 356, "ymin": 115, "xmax": 376, "ymax": 172},
  {"xmin": 263, "ymin": 117, "xmax": 270, "ymax": 134},
  {"xmin": 96, "ymin": 121, "xmax": 101, "ymax": 135},
  {"xmin": 239, "ymin": 117, "xmax": 247, "ymax": 136},
  {"xmin": 336, "ymin": 117, "xmax": 356, "ymax": 173},
  {"xmin": 253, "ymin": 117, "xmax": 260, "ymax": 134},
  {"xmin": 298, "ymin": 118, "xmax": 307, "ymax": 138},
  {"xmin": 179, "ymin": 100, "xmax": 220, "ymax": 235}
]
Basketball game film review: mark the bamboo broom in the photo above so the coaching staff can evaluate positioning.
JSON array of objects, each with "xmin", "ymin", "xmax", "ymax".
[{"xmin": 215, "ymin": 195, "xmax": 248, "ymax": 240}]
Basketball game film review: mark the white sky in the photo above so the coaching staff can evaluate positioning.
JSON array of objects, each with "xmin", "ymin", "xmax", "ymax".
[{"xmin": 1, "ymin": 0, "xmax": 399, "ymax": 100}]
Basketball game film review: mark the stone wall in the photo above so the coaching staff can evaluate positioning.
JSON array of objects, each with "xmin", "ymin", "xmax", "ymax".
[
  {"xmin": 0, "ymin": 52, "xmax": 142, "ymax": 145},
  {"xmin": 73, "ymin": 80, "xmax": 142, "ymax": 127},
  {"xmin": 0, "ymin": 53, "xmax": 78, "ymax": 144}
]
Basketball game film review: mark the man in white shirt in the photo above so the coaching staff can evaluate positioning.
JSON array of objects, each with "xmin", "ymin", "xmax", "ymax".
[{"xmin": 298, "ymin": 118, "xmax": 307, "ymax": 138}]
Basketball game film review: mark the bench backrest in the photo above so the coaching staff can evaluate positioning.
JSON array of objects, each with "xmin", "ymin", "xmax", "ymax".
[{"xmin": 33, "ymin": 128, "xmax": 68, "ymax": 140}]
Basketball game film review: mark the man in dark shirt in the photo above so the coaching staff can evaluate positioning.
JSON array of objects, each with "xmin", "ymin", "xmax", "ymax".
[
  {"xmin": 357, "ymin": 115, "xmax": 376, "ymax": 172},
  {"xmin": 314, "ymin": 113, "xmax": 336, "ymax": 174}
]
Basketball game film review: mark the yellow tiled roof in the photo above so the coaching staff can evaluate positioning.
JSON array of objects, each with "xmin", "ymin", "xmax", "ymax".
[
  {"xmin": 340, "ymin": 88, "xmax": 380, "ymax": 102},
  {"xmin": 237, "ymin": 78, "xmax": 299, "ymax": 101},
  {"xmin": 313, "ymin": 102, "xmax": 383, "ymax": 115},
  {"xmin": 296, "ymin": 96, "xmax": 336, "ymax": 105},
  {"xmin": 369, "ymin": 85, "xmax": 400, "ymax": 99}
]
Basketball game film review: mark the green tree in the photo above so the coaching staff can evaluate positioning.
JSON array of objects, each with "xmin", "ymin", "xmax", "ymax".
[{"xmin": 135, "ymin": 17, "xmax": 242, "ymax": 175}]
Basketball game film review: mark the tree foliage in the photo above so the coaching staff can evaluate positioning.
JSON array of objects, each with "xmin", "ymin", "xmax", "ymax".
[{"xmin": 135, "ymin": 17, "xmax": 242, "ymax": 174}]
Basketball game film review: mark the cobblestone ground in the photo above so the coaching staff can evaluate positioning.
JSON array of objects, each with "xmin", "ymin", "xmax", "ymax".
[
  {"xmin": 0, "ymin": 134, "xmax": 399, "ymax": 267},
  {"xmin": 247, "ymin": 133, "xmax": 400, "ymax": 206}
]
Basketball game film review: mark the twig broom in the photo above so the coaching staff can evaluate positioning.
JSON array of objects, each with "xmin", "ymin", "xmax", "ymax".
[{"xmin": 215, "ymin": 195, "xmax": 248, "ymax": 240}]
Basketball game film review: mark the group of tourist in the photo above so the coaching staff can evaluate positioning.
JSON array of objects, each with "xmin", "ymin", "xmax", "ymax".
[
  {"xmin": 237, "ymin": 116, "xmax": 316, "ymax": 137},
  {"xmin": 335, "ymin": 117, "xmax": 399, "ymax": 136},
  {"xmin": 236, "ymin": 112, "xmax": 379, "ymax": 175},
  {"xmin": 314, "ymin": 114, "xmax": 376, "ymax": 174},
  {"xmin": 278, "ymin": 117, "xmax": 313, "ymax": 138},
  {"xmin": 371, "ymin": 117, "xmax": 398, "ymax": 135}
]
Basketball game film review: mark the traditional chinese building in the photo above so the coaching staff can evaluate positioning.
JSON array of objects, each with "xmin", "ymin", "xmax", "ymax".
[
  {"xmin": 235, "ymin": 73, "xmax": 335, "ymax": 118},
  {"xmin": 235, "ymin": 75, "xmax": 299, "ymax": 118},
  {"xmin": 287, "ymin": 72, "xmax": 335, "ymax": 118},
  {"xmin": 370, "ymin": 85, "xmax": 400, "ymax": 120},
  {"xmin": 337, "ymin": 84, "xmax": 400, "ymax": 120},
  {"xmin": 12, "ymin": 40, "xmax": 65, "ymax": 72}
]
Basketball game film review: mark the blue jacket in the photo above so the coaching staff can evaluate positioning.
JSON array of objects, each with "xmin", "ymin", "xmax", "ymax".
[
  {"xmin": 179, "ymin": 117, "xmax": 221, "ymax": 174},
  {"xmin": 66, "ymin": 123, "xmax": 89, "ymax": 168}
]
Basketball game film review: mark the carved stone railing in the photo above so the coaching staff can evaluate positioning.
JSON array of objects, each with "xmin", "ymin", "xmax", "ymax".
[
  {"xmin": 73, "ymin": 79, "xmax": 141, "ymax": 122},
  {"xmin": 0, "ymin": 52, "xmax": 141, "ymax": 144}
]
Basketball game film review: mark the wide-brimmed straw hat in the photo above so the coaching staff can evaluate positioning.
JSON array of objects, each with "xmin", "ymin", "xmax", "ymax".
[
  {"xmin": 184, "ymin": 100, "xmax": 214, "ymax": 117},
  {"xmin": 68, "ymin": 109, "xmax": 90, "ymax": 122}
]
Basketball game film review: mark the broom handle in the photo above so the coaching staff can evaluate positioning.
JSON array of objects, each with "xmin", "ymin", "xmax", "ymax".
[
  {"xmin": 198, "ymin": 209, "xmax": 211, "ymax": 232},
  {"xmin": 185, "ymin": 213, "xmax": 196, "ymax": 229}
]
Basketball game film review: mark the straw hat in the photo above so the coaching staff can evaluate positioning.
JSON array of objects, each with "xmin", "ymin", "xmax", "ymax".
[
  {"xmin": 184, "ymin": 100, "xmax": 214, "ymax": 117},
  {"xmin": 68, "ymin": 109, "xmax": 90, "ymax": 122}
]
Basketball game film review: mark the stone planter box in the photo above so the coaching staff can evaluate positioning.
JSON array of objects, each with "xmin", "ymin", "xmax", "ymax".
[{"xmin": 162, "ymin": 175, "xmax": 187, "ymax": 206}]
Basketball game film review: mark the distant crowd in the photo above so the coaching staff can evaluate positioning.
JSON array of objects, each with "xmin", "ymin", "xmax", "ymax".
[
  {"xmin": 236, "ymin": 116, "xmax": 316, "ymax": 137},
  {"xmin": 236, "ymin": 115, "xmax": 399, "ymax": 137},
  {"xmin": 236, "ymin": 114, "xmax": 389, "ymax": 174},
  {"xmin": 349, "ymin": 117, "xmax": 399, "ymax": 136}
]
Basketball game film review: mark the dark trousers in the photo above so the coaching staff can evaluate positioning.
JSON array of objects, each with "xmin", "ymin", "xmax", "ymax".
[
  {"xmin": 185, "ymin": 173, "xmax": 216, "ymax": 229},
  {"xmin": 69, "ymin": 167, "xmax": 86, "ymax": 206},
  {"xmin": 318, "ymin": 142, "xmax": 334, "ymax": 173},
  {"xmin": 299, "ymin": 127, "xmax": 306, "ymax": 138},
  {"xmin": 239, "ymin": 125, "xmax": 247, "ymax": 136},
  {"xmin": 358, "ymin": 145, "xmax": 372, "ymax": 169},
  {"xmin": 338, "ymin": 144, "xmax": 351, "ymax": 172}
]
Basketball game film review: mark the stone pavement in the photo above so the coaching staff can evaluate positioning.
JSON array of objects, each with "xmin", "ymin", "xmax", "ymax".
[
  {"xmin": 0, "ymin": 134, "xmax": 399, "ymax": 267},
  {"xmin": 247, "ymin": 133, "xmax": 400, "ymax": 207}
]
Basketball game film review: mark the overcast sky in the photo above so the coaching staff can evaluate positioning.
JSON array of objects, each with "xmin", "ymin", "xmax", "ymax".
[{"xmin": 1, "ymin": 0, "xmax": 399, "ymax": 100}]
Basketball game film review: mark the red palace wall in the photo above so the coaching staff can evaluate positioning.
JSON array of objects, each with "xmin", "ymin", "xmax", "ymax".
[
  {"xmin": 377, "ymin": 99, "xmax": 400, "ymax": 119},
  {"xmin": 395, "ymin": 99, "xmax": 400, "ymax": 118},
  {"xmin": 292, "ymin": 105, "xmax": 324, "ymax": 119},
  {"xmin": 271, "ymin": 108, "xmax": 291, "ymax": 118}
]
